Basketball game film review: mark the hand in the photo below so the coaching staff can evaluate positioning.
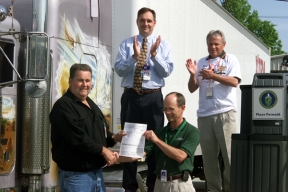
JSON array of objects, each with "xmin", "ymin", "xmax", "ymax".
[
  {"xmin": 112, "ymin": 130, "xmax": 127, "ymax": 143},
  {"xmin": 185, "ymin": 58, "xmax": 197, "ymax": 75},
  {"xmin": 143, "ymin": 130, "xmax": 159, "ymax": 143},
  {"xmin": 199, "ymin": 63, "xmax": 214, "ymax": 79},
  {"xmin": 102, "ymin": 147, "xmax": 118, "ymax": 166},
  {"xmin": 150, "ymin": 35, "xmax": 161, "ymax": 57},
  {"xmin": 113, "ymin": 151, "xmax": 119, "ymax": 159},
  {"xmin": 132, "ymin": 36, "xmax": 141, "ymax": 60}
]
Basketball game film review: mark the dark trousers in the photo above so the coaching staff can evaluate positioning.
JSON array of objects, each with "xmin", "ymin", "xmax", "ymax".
[{"xmin": 120, "ymin": 89, "xmax": 164, "ymax": 192}]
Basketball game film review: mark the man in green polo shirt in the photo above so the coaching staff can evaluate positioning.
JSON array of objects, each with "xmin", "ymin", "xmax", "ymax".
[{"xmin": 119, "ymin": 92, "xmax": 200, "ymax": 191}]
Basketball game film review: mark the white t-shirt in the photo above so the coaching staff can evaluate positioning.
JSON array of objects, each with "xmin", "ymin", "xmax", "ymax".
[{"xmin": 196, "ymin": 53, "xmax": 242, "ymax": 117}]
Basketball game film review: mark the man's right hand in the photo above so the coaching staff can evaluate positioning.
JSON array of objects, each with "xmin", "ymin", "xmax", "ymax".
[
  {"xmin": 102, "ymin": 147, "xmax": 118, "ymax": 166},
  {"xmin": 186, "ymin": 58, "xmax": 199, "ymax": 93},
  {"xmin": 185, "ymin": 58, "xmax": 197, "ymax": 75},
  {"xmin": 132, "ymin": 36, "xmax": 141, "ymax": 60}
]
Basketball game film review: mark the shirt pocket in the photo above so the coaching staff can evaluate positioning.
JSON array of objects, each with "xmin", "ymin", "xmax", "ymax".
[{"xmin": 74, "ymin": 112, "xmax": 91, "ymax": 127}]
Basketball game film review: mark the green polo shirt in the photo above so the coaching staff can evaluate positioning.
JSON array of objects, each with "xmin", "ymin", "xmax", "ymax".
[{"xmin": 144, "ymin": 119, "xmax": 200, "ymax": 176}]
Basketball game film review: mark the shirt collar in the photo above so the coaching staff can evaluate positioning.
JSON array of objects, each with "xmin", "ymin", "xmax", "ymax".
[
  {"xmin": 138, "ymin": 34, "xmax": 153, "ymax": 44},
  {"xmin": 65, "ymin": 89, "xmax": 89, "ymax": 104},
  {"xmin": 206, "ymin": 50, "xmax": 226, "ymax": 60},
  {"xmin": 166, "ymin": 118, "xmax": 187, "ymax": 131}
]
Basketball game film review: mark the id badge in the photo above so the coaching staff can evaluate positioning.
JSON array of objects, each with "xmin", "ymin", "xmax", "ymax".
[
  {"xmin": 161, "ymin": 170, "xmax": 167, "ymax": 182},
  {"xmin": 142, "ymin": 64, "xmax": 151, "ymax": 81},
  {"xmin": 206, "ymin": 84, "xmax": 213, "ymax": 99},
  {"xmin": 143, "ymin": 72, "xmax": 150, "ymax": 81}
]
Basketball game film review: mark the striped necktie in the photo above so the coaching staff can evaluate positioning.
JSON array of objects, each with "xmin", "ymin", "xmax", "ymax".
[{"xmin": 133, "ymin": 37, "xmax": 148, "ymax": 92}]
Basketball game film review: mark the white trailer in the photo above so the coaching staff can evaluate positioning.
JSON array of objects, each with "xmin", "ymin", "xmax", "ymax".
[
  {"xmin": 112, "ymin": 0, "xmax": 270, "ymax": 137},
  {"xmin": 270, "ymin": 54, "xmax": 288, "ymax": 72},
  {"xmin": 0, "ymin": 0, "xmax": 270, "ymax": 191}
]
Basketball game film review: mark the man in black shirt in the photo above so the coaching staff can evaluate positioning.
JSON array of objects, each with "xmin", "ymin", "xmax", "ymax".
[{"xmin": 50, "ymin": 63, "xmax": 125, "ymax": 192}]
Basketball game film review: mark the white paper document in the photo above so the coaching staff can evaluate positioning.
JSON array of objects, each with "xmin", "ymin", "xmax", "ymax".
[{"xmin": 119, "ymin": 122, "xmax": 147, "ymax": 158}]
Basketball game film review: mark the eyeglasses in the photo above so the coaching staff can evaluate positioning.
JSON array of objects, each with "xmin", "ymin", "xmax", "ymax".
[
  {"xmin": 162, "ymin": 108, "xmax": 176, "ymax": 113},
  {"xmin": 163, "ymin": 105, "xmax": 184, "ymax": 113}
]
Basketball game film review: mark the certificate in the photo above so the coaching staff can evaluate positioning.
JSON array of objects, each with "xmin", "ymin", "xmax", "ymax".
[{"xmin": 119, "ymin": 122, "xmax": 147, "ymax": 158}]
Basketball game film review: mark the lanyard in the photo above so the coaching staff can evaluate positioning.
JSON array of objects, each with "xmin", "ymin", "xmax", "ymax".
[{"xmin": 165, "ymin": 120, "xmax": 186, "ymax": 145}]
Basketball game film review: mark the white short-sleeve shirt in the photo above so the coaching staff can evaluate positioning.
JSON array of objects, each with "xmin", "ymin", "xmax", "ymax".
[{"xmin": 196, "ymin": 53, "xmax": 242, "ymax": 117}]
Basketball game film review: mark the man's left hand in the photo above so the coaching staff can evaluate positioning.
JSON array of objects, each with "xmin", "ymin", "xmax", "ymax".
[
  {"xmin": 143, "ymin": 130, "xmax": 159, "ymax": 143},
  {"xmin": 150, "ymin": 35, "xmax": 161, "ymax": 57},
  {"xmin": 200, "ymin": 63, "xmax": 214, "ymax": 79}
]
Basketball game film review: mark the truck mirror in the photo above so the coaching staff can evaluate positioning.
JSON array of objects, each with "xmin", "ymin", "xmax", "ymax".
[
  {"xmin": 27, "ymin": 34, "xmax": 49, "ymax": 79},
  {"xmin": 25, "ymin": 80, "xmax": 47, "ymax": 98},
  {"xmin": 0, "ymin": 5, "xmax": 7, "ymax": 22}
]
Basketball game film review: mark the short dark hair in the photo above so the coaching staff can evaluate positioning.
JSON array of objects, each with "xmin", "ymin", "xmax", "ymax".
[
  {"xmin": 137, "ymin": 7, "xmax": 156, "ymax": 21},
  {"xmin": 69, "ymin": 64, "xmax": 92, "ymax": 79},
  {"xmin": 206, "ymin": 30, "xmax": 226, "ymax": 44},
  {"xmin": 165, "ymin": 92, "xmax": 185, "ymax": 107}
]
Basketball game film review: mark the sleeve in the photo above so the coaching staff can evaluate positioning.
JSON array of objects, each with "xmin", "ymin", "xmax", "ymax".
[
  {"xmin": 151, "ymin": 40, "xmax": 174, "ymax": 78},
  {"xmin": 106, "ymin": 131, "xmax": 116, "ymax": 147},
  {"xmin": 180, "ymin": 127, "xmax": 200, "ymax": 158},
  {"xmin": 144, "ymin": 128, "xmax": 164, "ymax": 156},
  {"xmin": 50, "ymin": 101, "xmax": 104, "ymax": 155},
  {"xmin": 226, "ymin": 55, "xmax": 242, "ymax": 83},
  {"xmin": 144, "ymin": 140, "xmax": 155, "ymax": 157},
  {"xmin": 114, "ymin": 39, "xmax": 138, "ymax": 77}
]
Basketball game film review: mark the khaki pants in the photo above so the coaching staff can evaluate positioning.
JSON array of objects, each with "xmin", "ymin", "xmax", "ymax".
[
  {"xmin": 154, "ymin": 175, "xmax": 195, "ymax": 192},
  {"xmin": 198, "ymin": 110, "xmax": 237, "ymax": 192}
]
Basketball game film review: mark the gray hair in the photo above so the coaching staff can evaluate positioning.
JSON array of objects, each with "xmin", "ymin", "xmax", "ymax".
[{"xmin": 206, "ymin": 30, "xmax": 226, "ymax": 44}]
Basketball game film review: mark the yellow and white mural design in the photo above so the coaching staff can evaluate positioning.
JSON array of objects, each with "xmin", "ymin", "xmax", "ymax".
[
  {"xmin": 54, "ymin": 14, "xmax": 112, "ymax": 127},
  {"xmin": 0, "ymin": 96, "xmax": 16, "ymax": 174}
]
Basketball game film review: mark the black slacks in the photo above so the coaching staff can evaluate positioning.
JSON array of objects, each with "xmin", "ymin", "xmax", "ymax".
[{"xmin": 121, "ymin": 89, "xmax": 164, "ymax": 192}]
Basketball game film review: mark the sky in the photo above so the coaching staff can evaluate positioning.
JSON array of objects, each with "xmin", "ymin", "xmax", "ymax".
[{"xmin": 217, "ymin": 0, "xmax": 288, "ymax": 53}]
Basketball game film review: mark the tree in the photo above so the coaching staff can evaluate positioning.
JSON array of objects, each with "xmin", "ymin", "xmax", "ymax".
[
  {"xmin": 220, "ymin": 0, "xmax": 285, "ymax": 55},
  {"xmin": 221, "ymin": 0, "xmax": 251, "ymax": 25}
]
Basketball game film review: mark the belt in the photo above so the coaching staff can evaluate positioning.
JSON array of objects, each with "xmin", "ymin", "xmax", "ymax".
[
  {"xmin": 157, "ymin": 174, "xmax": 182, "ymax": 181},
  {"xmin": 124, "ymin": 88, "xmax": 161, "ymax": 95}
]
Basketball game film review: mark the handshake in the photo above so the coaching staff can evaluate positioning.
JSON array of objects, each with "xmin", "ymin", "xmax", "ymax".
[
  {"xmin": 102, "ymin": 130, "xmax": 126, "ymax": 166},
  {"xmin": 102, "ymin": 148, "xmax": 119, "ymax": 166}
]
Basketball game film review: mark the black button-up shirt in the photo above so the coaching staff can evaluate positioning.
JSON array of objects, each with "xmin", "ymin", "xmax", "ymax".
[{"xmin": 49, "ymin": 89, "xmax": 115, "ymax": 172}]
